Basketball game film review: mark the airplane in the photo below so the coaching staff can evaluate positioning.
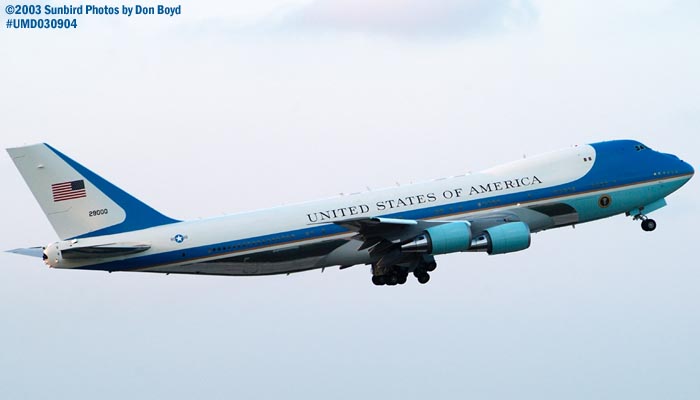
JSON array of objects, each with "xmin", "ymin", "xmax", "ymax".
[{"xmin": 5, "ymin": 140, "xmax": 694, "ymax": 286}]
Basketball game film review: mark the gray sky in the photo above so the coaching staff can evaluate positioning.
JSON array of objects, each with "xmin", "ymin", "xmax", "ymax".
[{"xmin": 1, "ymin": 1, "xmax": 699, "ymax": 398}]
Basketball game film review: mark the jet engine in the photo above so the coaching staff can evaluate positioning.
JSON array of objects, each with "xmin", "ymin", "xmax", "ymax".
[
  {"xmin": 401, "ymin": 222, "xmax": 472, "ymax": 255},
  {"xmin": 401, "ymin": 221, "xmax": 531, "ymax": 256},
  {"xmin": 469, "ymin": 221, "xmax": 531, "ymax": 255}
]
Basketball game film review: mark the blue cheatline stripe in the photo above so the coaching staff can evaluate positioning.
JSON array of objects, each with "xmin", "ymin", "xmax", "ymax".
[
  {"xmin": 46, "ymin": 144, "xmax": 180, "ymax": 239},
  {"xmin": 78, "ymin": 173, "xmax": 691, "ymax": 273},
  {"xmin": 76, "ymin": 139, "xmax": 693, "ymax": 272},
  {"xmin": 78, "ymin": 223, "xmax": 349, "ymax": 272}
]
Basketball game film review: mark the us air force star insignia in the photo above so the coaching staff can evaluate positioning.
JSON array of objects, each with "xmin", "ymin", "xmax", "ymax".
[{"xmin": 172, "ymin": 234, "xmax": 187, "ymax": 243}]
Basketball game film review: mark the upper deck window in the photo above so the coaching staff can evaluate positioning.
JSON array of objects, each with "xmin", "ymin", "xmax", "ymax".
[{"xmin": 634, "ymin": 144, "xmax": 648, "ymax": 151}]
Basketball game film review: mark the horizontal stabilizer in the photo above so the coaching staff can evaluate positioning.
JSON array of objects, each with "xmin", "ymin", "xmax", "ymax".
[
  {"xmin": 61, "ymin": 243, "xmax": 151, "ymax": 259},
  {"xmin": 7, "ymin": 247, "xmax": 44, "ymax": 258}
]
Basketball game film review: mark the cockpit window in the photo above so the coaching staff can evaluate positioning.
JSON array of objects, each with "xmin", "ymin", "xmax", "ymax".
[{"xmin": 634, "ymin": 144, "xmax": 648, "ymax": 151}]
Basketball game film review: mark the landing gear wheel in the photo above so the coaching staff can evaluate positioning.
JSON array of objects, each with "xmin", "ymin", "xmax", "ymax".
[
  {"xmin": 425, "ymin": 262, "xmax": 437, "ymax": 272},
  {"xmin": 397, "ymin": 272, "xmax": 408, "ymax": 285},
  {"xmin": 417, "ymin": 272, "xmax": 430, "ymax": 284},
  {"xmin": 372, "ymin": 275, "xmax": 386, "ymax": 286},
  {"xmin": 641, "ymin": 219, "xmax": 657, "ymax": 232},
  {"xmin": 386, "ymin": 274, "xmax": 399, "ymax": 286}
]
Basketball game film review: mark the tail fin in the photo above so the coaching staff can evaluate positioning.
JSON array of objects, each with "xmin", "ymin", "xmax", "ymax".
[{"xmin": 7, "ymin": 143, "xmax": 179, "ymax": 240}]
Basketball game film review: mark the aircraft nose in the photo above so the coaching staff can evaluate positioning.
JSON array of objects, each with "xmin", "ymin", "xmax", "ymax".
[
  {"xmin": 682, "ymin": 160, "xmax": 694, "ymax": 177},
  {"xmin": 665, "ymin": 152, "xmax": 694, "ymax": 178}
]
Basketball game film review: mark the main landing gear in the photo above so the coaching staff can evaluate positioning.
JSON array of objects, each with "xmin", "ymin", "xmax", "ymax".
[
  {"xmin": 371, "ymin": 260, "xmax": 437, "ymax": 286},
  {"xmin": 414, "ymin": 270, "xmax": 430, "ymax": 284},
  {"xmin": 413, "ymin": 260, "xmax": 436, "ymax": 284},
  {"xmin": 371, "ymin": 267, "xmax": 408, "ymax": 286}
]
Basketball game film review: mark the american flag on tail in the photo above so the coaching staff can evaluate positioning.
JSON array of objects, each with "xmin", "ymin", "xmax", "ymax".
[{"xmin": 51, "ymin": 180, "xmax": 86, "ymax": 202}]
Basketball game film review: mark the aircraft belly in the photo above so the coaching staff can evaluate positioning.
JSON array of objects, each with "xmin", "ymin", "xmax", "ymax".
[
  {"xmin": 145, "ymin": 256, "xmax": 327, "ymax": 276},
  {"xmin": 565, "ymin": 179, "xmax": 681, "ymax": 223},
  {"xmin": 142, "ymin": 239, "xmax": 350, "ymax": 276},
  {"xmin": 523, "ymin": 203, "xmax": 579, "ymax": 230},
  {"xmin": 226, "ymin": 239, "xmax": 345, "ymax": 263}
]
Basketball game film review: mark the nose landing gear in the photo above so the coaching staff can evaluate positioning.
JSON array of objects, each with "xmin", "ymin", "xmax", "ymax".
[
  {"xmin": 627, "ymin": 199, "xmax": 666, "ymax": 232},
  {"xmin": 633, "ymin": 214, "xmax": 657, "ymax": 232},
  {"xmin": 641, "ymin": 218, "xmax": 657, "ymax": 232}
]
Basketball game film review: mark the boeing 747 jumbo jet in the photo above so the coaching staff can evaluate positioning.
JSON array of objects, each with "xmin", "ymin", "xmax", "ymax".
[{"xmin": 5, "ymin": 140, "xmax": 694, "ymax": 286}]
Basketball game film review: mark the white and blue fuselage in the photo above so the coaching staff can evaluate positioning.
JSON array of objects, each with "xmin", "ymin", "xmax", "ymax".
[{"xmin": 6, "ymin": 140, "xmax": 694, "ymax": 285}]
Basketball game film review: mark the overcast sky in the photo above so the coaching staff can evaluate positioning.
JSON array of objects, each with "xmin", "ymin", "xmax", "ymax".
[{"xmin": 1, "ymin": 1, "xmax": 699, "ymax": 399}]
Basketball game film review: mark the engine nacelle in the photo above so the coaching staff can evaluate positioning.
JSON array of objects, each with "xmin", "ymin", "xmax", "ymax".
[
  {"xmin": 470, "ymin": 221, "xmax": 531, "ymax": 255},
  {"xmin": 401, "ymin": 222, "xmax": 472, "ymax": 255}
]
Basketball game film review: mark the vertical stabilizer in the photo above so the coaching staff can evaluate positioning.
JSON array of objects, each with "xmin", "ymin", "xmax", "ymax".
[{"xmin": 7, "ymin": 143, "xmax": 179, "ymax": 239}]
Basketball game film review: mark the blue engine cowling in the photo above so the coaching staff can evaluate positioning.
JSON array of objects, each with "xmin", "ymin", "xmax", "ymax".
[
  {"xmin": 401, "ymin": 221, "xmax": 531, "ymax": 255},
  {"xmin": 475, "ymin": 221, "xmax": 531, "ymax": 255},
  {"xmin": 401, "ymin": 222, "xmax": 472, "ymax": 255}
]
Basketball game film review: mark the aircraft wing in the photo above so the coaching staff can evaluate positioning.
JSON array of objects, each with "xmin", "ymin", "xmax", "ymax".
[
  {"xmin": 332, "ymin": 217, "xmax": 433, "ymax": 254},
  {"xmin": 334, "ymin": 216, "xmax": 419, "ymax": 231},
  {"xmin": 330, "ymin": 202, "xmax": 574, "ymax": 256}
]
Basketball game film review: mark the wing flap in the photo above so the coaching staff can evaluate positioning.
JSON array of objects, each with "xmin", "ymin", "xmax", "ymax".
[
  {"xmin": 328, "ymin": 217, "xmax": 432, "ymax": 258},
  {"xmin": 333, "ymin": 216, "xmax": 418, "ymax": 232}
]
